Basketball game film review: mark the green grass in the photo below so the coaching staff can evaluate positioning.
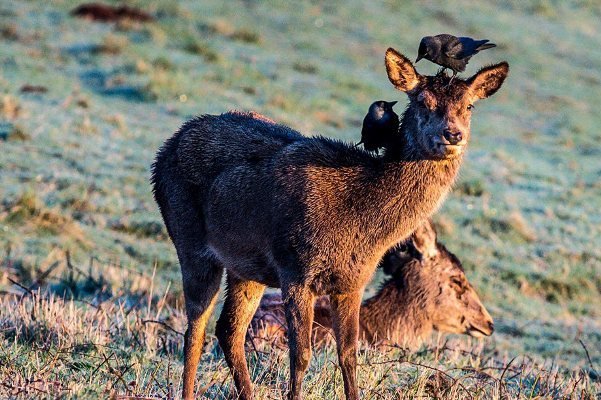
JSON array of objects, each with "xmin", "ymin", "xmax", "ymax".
[{"xmin": 1, "ymin": 0, "xmax": 600, "ymax": 398}]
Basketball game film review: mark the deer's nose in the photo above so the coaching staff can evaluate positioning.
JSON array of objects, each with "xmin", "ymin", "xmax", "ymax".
[{"xmin": 443, "ymin": 130, "xmax": 463, "ymax": 145}]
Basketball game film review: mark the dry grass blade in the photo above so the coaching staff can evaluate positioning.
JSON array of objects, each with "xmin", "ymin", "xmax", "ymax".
[{"xmin": 141, "ymin": 320, "xmax": 184, "ymax": 337}]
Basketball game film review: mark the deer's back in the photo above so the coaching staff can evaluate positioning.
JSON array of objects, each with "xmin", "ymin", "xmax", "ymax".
[{"xmin": 176, "ymin": 111, "xmax": 305, "ymax": 187}]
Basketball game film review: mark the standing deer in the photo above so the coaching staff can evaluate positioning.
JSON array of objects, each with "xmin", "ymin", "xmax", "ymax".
[
  {"xmin": 151, "ymin": 48, "xmax": 508, "ymax": 400},
  {"xmin": 250, "ymin": 220, "xmax": 494, "ymax": 349}
]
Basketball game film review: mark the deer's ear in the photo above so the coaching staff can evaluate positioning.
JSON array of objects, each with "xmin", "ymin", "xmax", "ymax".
[
  {"xmin": 467, "ymin": 62, "xmax": 509, "ymax": 100},
  {"xmin": 380, "ymin": 243, "xmax": 414, "ymax": 276},
  {"xmin": 411, "ymin": 220, "xmax": 438, "ymax": 259},
  {"xmin": 385, "ymin": 48, "xmax": 421, "ymax": 92}
]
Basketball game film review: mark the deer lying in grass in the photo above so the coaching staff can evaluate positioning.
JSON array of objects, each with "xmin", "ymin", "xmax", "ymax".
[
  {"xmin": 250, "ymin": 220, "xmax": 494, "ymax": 349},
  {"xmin": 151, "ymin": 48, "xmax": 508, "ymax": 400}
]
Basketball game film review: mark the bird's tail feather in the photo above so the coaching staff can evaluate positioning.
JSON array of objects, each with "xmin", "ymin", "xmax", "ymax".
[{"xmin": 477, "ymin": 42, "xmax": 496, "ymax": 51}]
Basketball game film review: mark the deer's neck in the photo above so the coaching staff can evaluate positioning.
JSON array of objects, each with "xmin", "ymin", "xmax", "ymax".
[
  {"xmin": 359, "ymin": 279, "xmax": 433, "ymax": 348},
  {"xmin": 357, "ymin": 155, "xmax": 462, "ymax": 253},
  {"xmin": 348, "ymin": 109, "xmax": 462, "ymax": 252}
]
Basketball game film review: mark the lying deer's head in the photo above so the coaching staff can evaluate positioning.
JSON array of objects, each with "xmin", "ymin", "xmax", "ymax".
[
  {"xmin": 381, "ymin": 221, "xmax": 494, "ymax": 338},
  {"xmin": 385, "ymin": 48, "xmax": 508, "ymax": 160}
]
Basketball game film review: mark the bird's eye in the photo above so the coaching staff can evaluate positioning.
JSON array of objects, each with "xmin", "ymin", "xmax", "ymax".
[{"xmin": 467, "ymin": 104, "xmax": 474, "ymax": 111}]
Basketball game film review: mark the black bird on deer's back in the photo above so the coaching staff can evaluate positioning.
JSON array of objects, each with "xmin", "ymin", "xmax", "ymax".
[
  {"xmin": 416, "ymin": 34, "xmax": 496, "ymax": 76},
  {"xmin": 357, "ymin": 100, "xmax": 399, "ymax": 154}
]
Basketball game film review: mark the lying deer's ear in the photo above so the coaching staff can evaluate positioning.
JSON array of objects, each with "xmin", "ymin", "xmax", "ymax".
[
  {"xmin": 411, "ymin": 220, "xmax": 438, "ymax": 259},
  {"xmin": 467, "ymin": 62, "xmax": 509, "ymax": 100},
  {"xmin": 380, "ymin": 244, "xmax": 408, "ymax": 275},
  {"xmin": 380, "ymin": 252, "xmax": 403, "ymax": 276},
  {"xmin": 385, "ymin": 48, "xmax": 421, "ymax": 93}
]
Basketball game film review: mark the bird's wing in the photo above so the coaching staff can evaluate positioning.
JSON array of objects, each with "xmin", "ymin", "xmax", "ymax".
[
  {"xmin": 360, "ymin": 118, "xmax": 372, "ymax": 140},
  {"xmin": 444, "ymin": 41, "xmax": 468, "ymax": 60},
  {"xmin": 435, "ymin": 33, "xmax": 457, "ymax": 42},
  {"xmin": 385, "ymin": 117, "xmax": 400, "ymax": 137},
  {"xmin": 443, "ymin": 56, "xmax": 468, "ymax": 72},
  {"xmin": 454, "ymin": 38, "xmax": 495, "ymax": 59}
]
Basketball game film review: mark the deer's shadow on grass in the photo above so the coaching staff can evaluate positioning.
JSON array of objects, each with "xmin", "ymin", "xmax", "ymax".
[
  {"xmin": 61, "ymin": 44, "xmax": 158, "ymax": 103},
  {"xmin": 2, "ymin": 253, "xmax": 169, "ymax": 347},
  {"xmin": 79, "ymin": 68, "xmax": 156, "ymax": 102}
]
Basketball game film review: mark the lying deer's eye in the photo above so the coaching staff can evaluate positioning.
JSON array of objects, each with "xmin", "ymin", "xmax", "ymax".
[{"xmin": 467, "ymin": 104, "xmax": 474, "ymax": 111}]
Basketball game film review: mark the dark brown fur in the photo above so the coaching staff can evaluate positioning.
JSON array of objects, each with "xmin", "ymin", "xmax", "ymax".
[
  {"xmin": 71, "ymin": 3, "xmax": 153, "ymax": 22},
  {"xmin": 151, "ymin": 48, "xmax": 508, "ymax": 400},
  {"xmin": 250, "ymin": 220, "xmax": 494, "ymax": 349}
]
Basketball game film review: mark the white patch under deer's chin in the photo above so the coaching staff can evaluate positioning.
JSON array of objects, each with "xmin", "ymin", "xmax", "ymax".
[
  {"xmin": 467, "ymin": 328, "xmax": 486, "ymax": 338},
  {"xmin": 466, "ymin": 323, "xmax": 493, "ymax": 338}
]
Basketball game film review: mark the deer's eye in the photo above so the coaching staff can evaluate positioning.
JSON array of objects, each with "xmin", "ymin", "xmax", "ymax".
[
  {"xmin": 451, "ymin": 277, "xmax": 463, "ymax": 288},
  {"xmin": 467, "ymin": 104, "xmax": 474, "ymax": 111}
]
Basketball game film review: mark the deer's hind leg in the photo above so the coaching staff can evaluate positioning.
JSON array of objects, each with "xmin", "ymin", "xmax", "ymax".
[
  {"xmin": 330, "ymin": 290, "xmax": 363, "ymax": 400},
  {"xmin": 216, "ymin": 273, "xmax": 266, "ymax": 400},
  {"xmin": 156, "ymin": 176, "xmax": 223, "ymax": 398},
  {"xmin": 180, "ymin": 253, "xmax": 223, "ymax": 400},
  {"xmin": 282, "ymin": 284, "xmax": 315, "ymax": 400}
]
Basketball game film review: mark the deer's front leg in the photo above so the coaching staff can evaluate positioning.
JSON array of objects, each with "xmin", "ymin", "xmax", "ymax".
[
  {"xmin": 330, "ymin": 290, "xmax": 363, "ymax": 400},
  {"xmin": 282, "ymin": 284, "xmax": 315, "ymax": 400}
]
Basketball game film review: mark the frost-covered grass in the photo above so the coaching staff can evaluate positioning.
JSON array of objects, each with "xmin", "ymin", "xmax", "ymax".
[{"xmin": 1, "ymin": 258, "xmax": 598, "ymax": 398}]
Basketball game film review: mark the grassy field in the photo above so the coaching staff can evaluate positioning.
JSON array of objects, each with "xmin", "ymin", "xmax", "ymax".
[{"xmin": 1, "ymin": 0, "xmax": 600, "ymax": 398}]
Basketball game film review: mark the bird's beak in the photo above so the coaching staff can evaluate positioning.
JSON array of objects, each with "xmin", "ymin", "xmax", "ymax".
[
  {"xmin": 389, "ymin": 101, "xmax": 398, "ymax": 107},
  {"xmin": 415, "ymin": 55, "xmax": 423, "ymax": 63}
]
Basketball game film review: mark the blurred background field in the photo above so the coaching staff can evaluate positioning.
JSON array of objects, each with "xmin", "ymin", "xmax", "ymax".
[{"xmin": 0, "ymin": 0, "xmax": 599, "ymax": 398}]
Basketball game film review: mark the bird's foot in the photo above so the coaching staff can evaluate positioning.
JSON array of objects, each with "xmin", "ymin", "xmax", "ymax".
[{"xmin": 447, "ymin": 72, "xmax": 457, "ymax": 87}]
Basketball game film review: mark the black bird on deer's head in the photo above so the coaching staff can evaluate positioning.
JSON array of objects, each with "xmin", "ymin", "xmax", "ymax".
[
  {"xmin": 416, "ymin": 34, "xmax": 496, "ymax": 77},
  {"xmin": 356, "ymin": 100, "xmax": 399, "ymax": 154}
]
